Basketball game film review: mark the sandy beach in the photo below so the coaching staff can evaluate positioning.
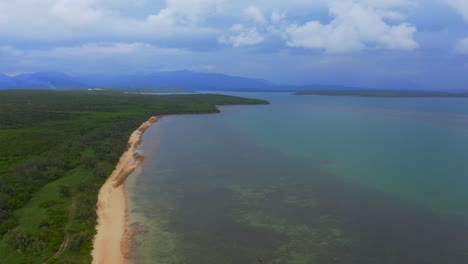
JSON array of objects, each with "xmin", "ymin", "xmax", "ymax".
[{"xmin": 91, "ymin": 116, "xmax": 160, "ymax": 264}]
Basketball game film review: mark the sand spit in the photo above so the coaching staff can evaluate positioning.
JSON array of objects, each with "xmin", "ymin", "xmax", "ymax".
[{"xmin": 91, "ymin": 116, "xmax": 160, "ymax": 264}]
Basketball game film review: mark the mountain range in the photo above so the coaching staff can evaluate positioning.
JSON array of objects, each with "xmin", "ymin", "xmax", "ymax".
[
  {"xmin": 0, "ymin": 70, "xmax": 436, "ymax": 92},
  {"xmin": 0, "ymin": 72, "xmax": 85, "ymax": 90},
  {"xmin": 0, "ymin": 71, "xmax": 285, "ymax": 91}
]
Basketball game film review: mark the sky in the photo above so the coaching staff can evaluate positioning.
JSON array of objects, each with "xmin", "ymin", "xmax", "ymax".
[{"xmin": 0, "ymin": 0, "xmax": 467, "ymax": 89}]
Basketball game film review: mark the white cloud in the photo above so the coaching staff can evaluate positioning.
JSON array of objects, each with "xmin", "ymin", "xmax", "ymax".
[
  {"xmin": 146, "ymin": 0, "xmax": 224, "ymax": 26},
  {"xmin": 270, "ymin": 10, "xmax": 286, "ymax": 23},
  {"xmin": 0, "ymin": 0, "xmax": 419, "ymax": 53},
  {"xmin": 0, "ymin": 0, "xmax": 223, "ymax": 40},
  {"xmin": 0, "ymin": 46, "xmax": 25, "ymax": 56},
  {"xmin": 58, "ymin": 43, "xmax": 187, "ymax": 58},
  {"xmin": 285, "ymin": 1, "xmax": 418, "ymax": 53},
  {"xmin": 49, "ymin": 0, "xmax": 103, "ymax": 28},
  {"xmin": 244, "ymin": 6, "xmax": 266, "ymax": 23},
  {"xmin": 0, "ymin": 0, "xmax": 422, "ymax": 54},
  {"xmin": 0, "ymin": 0, "xmax": 104, "ymax": 34},
  {"xmin": 0, "ymin": 42, "xmax": 190, "ymax": 74},
  {"xmin": 447, "ymin": 0, "xmax": 468, "ymax": 21},
  {"xmin": 447, "ymin": 0, "xmax": 468, "ymax": 54},
  {"xmin": 219, "ymin": 0, "xmax": 418, "ymax": 52},
  {"xmin": 0, "ymin": 42, "xmax": 186, "ymax": 59},
  {"xmin": 456, "ymin": 38, "xmax": 468, "ymax": 53},
  {"xmin": 0, "ymin": 0, "xmax": 113, "ymax": 39},
  {"xmin": 219, "ymin": 25, "xmax": 264, "ymax": 47},
  {"xmin": 52, "ymin": 43, "xmax": 152, "ymax": 56},
  {"xmin": 351, "ymin": 0, "xmax": 416, "ymax": 8}
]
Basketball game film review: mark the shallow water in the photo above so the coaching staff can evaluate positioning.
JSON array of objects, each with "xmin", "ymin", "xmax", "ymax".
[{"xmin": 126, "ymin": 93, "xmax": 468, "ymax": 264}]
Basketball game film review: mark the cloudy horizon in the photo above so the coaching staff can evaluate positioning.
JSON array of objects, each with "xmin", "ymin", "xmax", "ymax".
[{"xmin": 1, "ymin": 0, "xmax": 467, "ymax": 89}]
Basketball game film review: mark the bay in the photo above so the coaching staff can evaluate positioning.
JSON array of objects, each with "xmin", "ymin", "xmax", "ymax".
[{"xmin": 126, "ymin": 93, "xmax": 468, "ymax": 264}]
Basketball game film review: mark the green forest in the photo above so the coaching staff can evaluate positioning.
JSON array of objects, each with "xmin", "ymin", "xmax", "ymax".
[{"xmin": 0, "ymin": 90, "xmax": 267, "ymax": 263}]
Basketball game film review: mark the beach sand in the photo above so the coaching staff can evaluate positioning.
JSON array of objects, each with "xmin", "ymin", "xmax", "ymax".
[{"xmin": 91, "ymin": 116, "xmax": 160, "ymax": 264}]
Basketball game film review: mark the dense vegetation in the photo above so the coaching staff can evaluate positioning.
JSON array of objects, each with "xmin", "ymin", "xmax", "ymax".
[
  {"xmin": 0, "ymin": 90, "xmax": 267, "ymax": 263},
  {"xmin": 295, "ymin": 89, "xmax": 468, "ymax": 97}
]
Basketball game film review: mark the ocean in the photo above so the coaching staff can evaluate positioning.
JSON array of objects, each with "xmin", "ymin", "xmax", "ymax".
[{"xmin": 126, "ymin": 92, "xmax": 468, "ymax": 264}]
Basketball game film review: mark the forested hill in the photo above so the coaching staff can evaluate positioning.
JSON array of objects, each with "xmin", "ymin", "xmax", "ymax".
[{"xmin": 0, "ymin": 91, "xmax": 267, "ymax": 263}]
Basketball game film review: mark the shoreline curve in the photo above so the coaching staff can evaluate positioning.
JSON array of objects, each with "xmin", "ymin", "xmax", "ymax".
[{"xmin": 91, "ymin": 116, "xmax": 160, "ymax": 264}]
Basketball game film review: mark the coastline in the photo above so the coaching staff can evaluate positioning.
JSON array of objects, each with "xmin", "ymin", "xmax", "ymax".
[{"xmin": 91, "ymin": 116, "xmax": 160, "ymax": 264}]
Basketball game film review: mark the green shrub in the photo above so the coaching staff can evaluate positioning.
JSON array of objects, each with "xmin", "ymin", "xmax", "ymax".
[
  {"xmin": 6, "ymin": 198, "xmax": 23, "ymax": 210},
  {"xmin": 39, "ymin": 199, "xmax": 62, "ymax": 208},
  {"xmin": 58, "ymin": 185, "xmax": 72, "ymax": 198},
  {"xmin": 0, "ymin": 217, "xmax": 18, "ymax": 235},
  {"xmin": 69, "ymin": 232, "xmax": 90, "ymax": 252},
  {"xmin": 3, "ymin": 229, "xmax": 46, "ymax": 253}
]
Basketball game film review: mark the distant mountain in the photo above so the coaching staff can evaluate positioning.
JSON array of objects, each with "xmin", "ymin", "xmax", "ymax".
[
  {"xmin": 13, "ymin": 72, "xmax": 86, "ymax": 89},
  {"xmin": 295, "ymin": 82, "xmax": 431, "ymax": 92},
  {"xmin": 295, "ymin": 89, "xmax": 468, "ymax": 97},
  {"xmin": 0, "ymin": 74, "xmax": 15, "ymax": 90},
  {"xmin": 296, "ymin": 84, "xmax": 358, "ymax": 91},
  {"xmin": 379, "ymin": 80, "xmax": 427, "ymax": 91},
  {"xmin": 0, "ymin": 72, "xmax": 87, "ymax": 89},
  {"xmin": 0, "ymin": 70, "xmax": 281, "ymax": 91},
  {"xmin": 75, "ymin": 70, "xmax": 275, "ymax": 91},
  {"xmin": 0, "ymin": 70, "xmax": 436, "ymax": 92}
]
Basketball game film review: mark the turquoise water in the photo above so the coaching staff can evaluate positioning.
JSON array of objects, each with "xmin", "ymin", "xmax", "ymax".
[{"xmin": 126, "ymin": 93, "xmax": 468, "ymax": 263}]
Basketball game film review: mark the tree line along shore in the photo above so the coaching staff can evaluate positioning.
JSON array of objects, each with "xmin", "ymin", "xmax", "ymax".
[{"xmin": 0, "ymin": 90, "xmax": 267, "ymax": 263}]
